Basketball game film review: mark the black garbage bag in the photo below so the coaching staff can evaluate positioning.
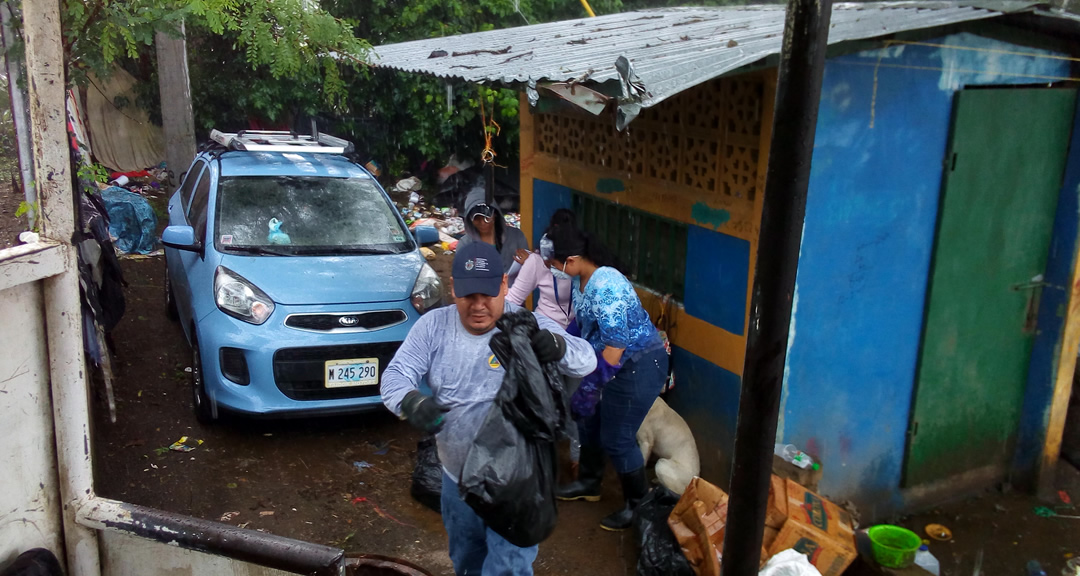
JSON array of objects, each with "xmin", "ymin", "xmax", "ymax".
[
  {"xmin": 634, "ymin": 487, "xmax": 694, "ymax": 576},
  {"xmin": 459, "ymin": 310, "xmax": 567, "ymax": 548},
  {"xmin": 0, "ymin": 548, "xmax": 64, "ymax": 576},
  {"xmin": 411, "ymin": 435, "xmax": 443, "ymax": 513}
]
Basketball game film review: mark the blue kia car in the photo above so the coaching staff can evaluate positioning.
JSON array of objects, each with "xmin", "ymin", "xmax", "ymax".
[{"xmin": 162, "ymin": 131, "xmax": 441, "ymax": 421}]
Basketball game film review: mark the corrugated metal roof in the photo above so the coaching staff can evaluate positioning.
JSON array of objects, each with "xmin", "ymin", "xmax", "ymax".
[{"xmin": 372, "ymin": 1, "xmax": 1049, "ymax": 116}]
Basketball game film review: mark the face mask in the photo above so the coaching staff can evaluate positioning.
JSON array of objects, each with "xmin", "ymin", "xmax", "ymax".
[
  {"xmin": 551, "ymin": 258, "xmax": 575, "ymax": 281},
  {"xmin": 550, "ymin": 266, "xmax": 572, "ymax": 281}
]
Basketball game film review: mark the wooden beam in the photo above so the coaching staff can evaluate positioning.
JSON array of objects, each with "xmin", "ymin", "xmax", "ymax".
[
  {"xmin": 23, "ymin": 1, "xmax": 100, "ymax": 574},
  {"xmin": 0, "ymin": 241, "xmax": 68, "ymax": 292},
  {"xmin": 1040, "ymin": 183, "xmax": 1080, "ymax": 496}
]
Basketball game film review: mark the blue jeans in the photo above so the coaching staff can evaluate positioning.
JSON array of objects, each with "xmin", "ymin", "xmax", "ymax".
[
  {"xmin": 441, "ymin": 473, "xmax": 538, "ymax": 576},
  {"xmin": 578, "ymin": 348, "xmax": 668, "ymax": 474}
]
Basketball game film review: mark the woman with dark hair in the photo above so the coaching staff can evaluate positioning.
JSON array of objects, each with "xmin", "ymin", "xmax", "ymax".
[
  {"xmin": 546, "ymin": 223, "xmax": 668, "ymax": 531},
  {"xmin": 505, "ymin": 209, "xmax": 578, "ymax": 329}
]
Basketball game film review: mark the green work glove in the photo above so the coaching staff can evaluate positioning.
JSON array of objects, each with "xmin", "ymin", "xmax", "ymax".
[{"xmin": 401, "ymin": 390, "xmax": 449, "ymax": 434}]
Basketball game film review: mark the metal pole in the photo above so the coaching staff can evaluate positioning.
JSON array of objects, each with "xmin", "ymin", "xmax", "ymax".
[
  {"xmin": 720, "ymin": 0, "xmax": 832, "ymax": 573},
  {"xmin": 23, "ymin": 1, "xmax": 102, "ymax": 575},
  {"xmin": 1, "ymin": 2, "xmax": 37, "ymax": 223}
]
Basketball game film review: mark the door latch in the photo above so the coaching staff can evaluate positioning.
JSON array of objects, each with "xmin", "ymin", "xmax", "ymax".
[{"xmin": 1012, "ymin": 274, "xmax": 1053, "ymax": 334}]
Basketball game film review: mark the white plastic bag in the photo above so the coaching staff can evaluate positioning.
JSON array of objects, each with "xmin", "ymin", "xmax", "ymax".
[{"xmin": 759, "ymin": 550, "xmax": 823, "ymax": 576}]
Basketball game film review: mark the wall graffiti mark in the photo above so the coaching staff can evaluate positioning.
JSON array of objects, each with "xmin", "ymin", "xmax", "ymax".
[
  {"xmin": 691, "ymin": 202, "xmax": 731, "ymax": 230},
  {"xmin": 595, "ymin": 178, "xmax": 625, "ymax": 194}
]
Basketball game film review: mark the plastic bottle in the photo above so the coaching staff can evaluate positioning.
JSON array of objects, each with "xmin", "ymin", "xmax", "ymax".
[
  {"xmin": 773, "ymin": 443, "xmax": 818, "ymax": 470},
  {"xmin": 1028, "ymin": 560, "xmax": 1048, "ymax": 576},
  {"xmin": 914, "ymin": 545, "xmax": 939, "ymax": 576}
]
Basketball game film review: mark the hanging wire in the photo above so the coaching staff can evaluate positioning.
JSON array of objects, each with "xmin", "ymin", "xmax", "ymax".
[
  {"xmin": 479, "ymin": 89, "xmax": 503, "ymax": 168},
  {"xmin": 857, "ymin": 40, "xmax": 1080, "ymax": 128},
  {"xmin": 883, "ymin": 39, "xmax": 1080, "ymax": 63},
  {"xmin": 512, "ymin": 0, "xmax": 531, "ymax": 25}
]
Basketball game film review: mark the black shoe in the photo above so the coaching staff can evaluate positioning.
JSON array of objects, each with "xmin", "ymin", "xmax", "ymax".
[
  {"xmin": 600, "ymin": 466, "xmax": 648, "ymax": 531},
  {"xmin": 557, "ymin": 445, "xmax": 605, "ymax": 502}
]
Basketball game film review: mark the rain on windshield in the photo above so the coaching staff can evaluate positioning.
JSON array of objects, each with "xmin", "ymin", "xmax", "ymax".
[{"xmin": 214, "ymin": 175, "xmax": 411, "ymax": 254}]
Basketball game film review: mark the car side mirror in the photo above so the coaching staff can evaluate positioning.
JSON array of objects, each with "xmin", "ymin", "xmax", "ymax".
[
  {"xmin": 162, "ymin": 225, "xmax": 202, "ymax": 252},
  {"xmin": 413, "ymin": 225, "xmax": 440, "ymax": 247}
]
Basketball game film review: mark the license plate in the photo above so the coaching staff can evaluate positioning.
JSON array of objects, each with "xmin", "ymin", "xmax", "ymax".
[{"xmin": 324, "ymin": 358, "xmax": 379, "ymax": 388}]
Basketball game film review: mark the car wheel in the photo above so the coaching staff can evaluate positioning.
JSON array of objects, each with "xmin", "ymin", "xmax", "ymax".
[
  {"xmin": 190, "ymin": 332, "xmax": 215, "ymax": 423},
  {"xmin": 165, "ymin": 266, "xmax": 179, "ymax": 322}
]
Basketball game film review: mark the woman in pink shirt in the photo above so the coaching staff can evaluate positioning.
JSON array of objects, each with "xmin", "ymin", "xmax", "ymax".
[{"xmin": 506, "ymin": 210, "xmax": 576, "ymax": 330}]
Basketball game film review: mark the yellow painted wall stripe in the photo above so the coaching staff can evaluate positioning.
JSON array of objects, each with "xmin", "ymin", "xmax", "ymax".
[
  {"xmin": 529, "ymin": 155, "xmax": 759, "ymax": 242},
  {"xmin": 637, "ymin": 288, "xmax": 746, "ymax": 377}
]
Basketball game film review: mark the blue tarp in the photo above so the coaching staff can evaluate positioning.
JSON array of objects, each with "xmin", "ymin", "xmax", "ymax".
[{"xmin": 100, "ymin": 186, "xmax": 157, "ymax": 254}]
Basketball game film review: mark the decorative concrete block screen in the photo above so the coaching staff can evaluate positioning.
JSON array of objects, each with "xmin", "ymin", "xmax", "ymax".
[{"xmin": 533, "ymin": 73, "xmax": 764, "ymax": 208}]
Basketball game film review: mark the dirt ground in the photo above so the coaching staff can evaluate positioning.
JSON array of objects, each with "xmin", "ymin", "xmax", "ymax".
[
  {"xmin": 87, "ymin": 255, "xmax": 1080, "ymax": 576},
  {"xmin": 90, "ymin": 255, "xmax": 636, "ymax": 576},
  {"xmin": 0, "ymin": 177, "xmax": 26, "ymax": 249},
  {"xmin": 1, "ymin": 171, "xmax": 1066, "ymax": 575}
]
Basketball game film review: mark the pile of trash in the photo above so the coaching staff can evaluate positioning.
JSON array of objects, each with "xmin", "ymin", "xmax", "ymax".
[
  {"xmin": 90, "ymin": 163, "xmax": 170, "ymax": 256},
  {"xmin": 389, "ymin": 175, "xmax": 521, "ymax": 255}
]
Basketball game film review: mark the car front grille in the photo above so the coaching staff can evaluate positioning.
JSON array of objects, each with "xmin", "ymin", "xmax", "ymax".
[
  {"xmin": 273, "ymin": 342, "xmax": 402, "ymax": 401},
  {"xmin": 284, "ymin": 310, "xmax": 408, "ymax": 333}
]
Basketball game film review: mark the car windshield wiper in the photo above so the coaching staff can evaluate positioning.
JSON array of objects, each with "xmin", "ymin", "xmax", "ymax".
[
  {"xmin": 310, "ymin": 246, "xmax": 399, "ymax": 255},
  {"xmin": 223, "ymin": 245, "xmax": 294, "ymax": 256}
]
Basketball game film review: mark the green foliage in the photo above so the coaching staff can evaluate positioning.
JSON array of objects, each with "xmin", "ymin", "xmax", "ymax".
[
  {"xmin": 15, "ymin": 200, "xmax": 36, "ymax": 222},
  {"xmin": 307, "ymin": 0, "xmax": 627, "ymax": 177},
  {"xmin": 77, "ymin": 162, "xmax": 109, "ymax": 186},
  {"xmin": 58, "ymin": 0, "xmax": 369, "ymax": 111}
]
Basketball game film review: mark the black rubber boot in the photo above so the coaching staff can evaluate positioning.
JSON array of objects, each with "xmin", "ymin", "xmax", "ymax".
[
  {"xmin": 600, "ymin": 466, "xmax": 648, "ymax": 531},
  {"xmin": 556, "ymin": 445, "xmax": 605, "ymax": 502}
]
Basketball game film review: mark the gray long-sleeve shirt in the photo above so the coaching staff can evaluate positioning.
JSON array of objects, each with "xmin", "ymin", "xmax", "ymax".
[{"xmin": 381, "ymin": 303, "xmax": 597, "ymax": 481}]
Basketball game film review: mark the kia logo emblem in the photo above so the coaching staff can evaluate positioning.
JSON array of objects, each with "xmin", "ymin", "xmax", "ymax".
[{"xmin": 338, "ymin": 316, "xmax": 360, "ymax": 327}]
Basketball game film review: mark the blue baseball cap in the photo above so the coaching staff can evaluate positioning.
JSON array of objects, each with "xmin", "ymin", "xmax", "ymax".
[{"xmin": 452, "ymin": 242, "xmax": 504, "ymax": 297}]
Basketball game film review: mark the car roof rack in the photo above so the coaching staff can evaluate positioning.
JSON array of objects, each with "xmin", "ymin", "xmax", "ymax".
[{"xmin": 209, "ymin": 128, "xmax": 355, "ymax": 155}]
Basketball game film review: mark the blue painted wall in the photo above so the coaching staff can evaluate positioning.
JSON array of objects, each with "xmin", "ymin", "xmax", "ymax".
[
  {"xmin": 1015, "ymin": 95, "xmax": 1080, "ymax": 479},
  {"xmin": 665, "ymin": 346, "xmax": 743, "ymax": 487},
  {"xmin": 532, "ymin": 179, "xmax": 574, "ymax": 247},
  {"xmin": 685, "ymin": 226, "xmax": 750, "ymax": 336},
  {"xmin": 780, "ymin": 33, "xmax": 1072, "ymax": 517}
]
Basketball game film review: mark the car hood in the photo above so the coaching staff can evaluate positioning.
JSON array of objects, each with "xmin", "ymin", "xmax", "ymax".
[{"xmin": 219, "ymin": 251, "xmax": 425, "ymax": 305}]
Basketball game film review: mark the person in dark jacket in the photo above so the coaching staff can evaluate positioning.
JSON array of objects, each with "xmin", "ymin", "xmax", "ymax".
[{"xmin": 458, "ymin": 186, "xmax": 529, "ymax": 277}]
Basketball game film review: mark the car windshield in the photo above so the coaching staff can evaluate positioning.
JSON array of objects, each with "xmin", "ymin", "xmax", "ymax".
[{"xmin": 214, "ymin": 175, "xmax": 412, "ymax": 255}]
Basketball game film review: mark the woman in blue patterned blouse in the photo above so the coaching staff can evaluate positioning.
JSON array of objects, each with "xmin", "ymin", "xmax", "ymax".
[{"xmin": 546, "ymin": 223, "xmax": 669, "ymax": 531}]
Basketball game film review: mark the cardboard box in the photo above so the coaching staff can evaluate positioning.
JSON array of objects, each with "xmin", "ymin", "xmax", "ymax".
[
  {"xmin": 667, "ymin": 476, "xmax": 854, "ymax": 576},
  {"xmin": 782, "ymin": 479, "xmax": 855, "ymax": 543},
  {"xmin": 763, "ymin": 479, "xmax": 857, "ymax": 576},
  {"xmin": 770, "ymin": 517, "xmax": 857, "ymax": 576},
  {"xmin": 668, "ymin": 477, "xmax": 729, "ymax": 576},
  {"xmin": 765, "ymin": 474, "xmax": 788, "ymax": 529},
  {"xmin": 763, "ymin": 526, "xmax": 780, "ymax": 550}
]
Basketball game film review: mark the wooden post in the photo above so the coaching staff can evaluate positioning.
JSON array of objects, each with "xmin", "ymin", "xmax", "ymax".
[
  {"xmin": 156, "ymin": 22, "xmax": 197, "ymax": 191},
  {"xmin": 23, "ymin": 1, "xmax": 101, "ymax": 575}
]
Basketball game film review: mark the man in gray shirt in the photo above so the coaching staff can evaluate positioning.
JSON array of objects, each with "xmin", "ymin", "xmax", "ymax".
[{"xmin": 381, "ymin": 242, "xmax": 596, "ymax": 576}]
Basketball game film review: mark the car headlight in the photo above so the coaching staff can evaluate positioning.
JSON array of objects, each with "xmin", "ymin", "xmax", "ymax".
[
  {"xmin": 214, "ymin": 266, "xmax": 275, "ymax": 325},
  {"xmin": 411, "ymin": 263, "xmax": 442, "ymax": 314}
]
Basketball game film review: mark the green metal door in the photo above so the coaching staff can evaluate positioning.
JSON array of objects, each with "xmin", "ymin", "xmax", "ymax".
[{"xmin": 904, "ymin": 87, "xmax": 1077, "ymax": 487}]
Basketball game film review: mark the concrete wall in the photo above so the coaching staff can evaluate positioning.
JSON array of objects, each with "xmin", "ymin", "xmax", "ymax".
[
  {"xmin": 780, "ymin": 33, "xmax": 1075, "ymax": 517},
  {"xmin": 521, "ymin": 72, "xmax": 775, "ymax": 486}
]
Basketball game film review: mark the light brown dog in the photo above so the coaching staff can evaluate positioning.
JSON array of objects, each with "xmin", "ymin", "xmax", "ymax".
[{"xmin": 636, "ymin": 397, "xmax": 700, "ymax": 495}]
